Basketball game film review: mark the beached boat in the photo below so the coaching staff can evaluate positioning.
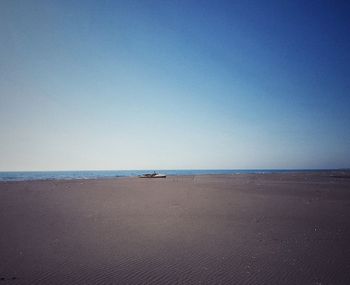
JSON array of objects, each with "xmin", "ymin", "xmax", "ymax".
[{"xmin": 139, "ymin": 172, "xmax": 166, "ymax": 178}]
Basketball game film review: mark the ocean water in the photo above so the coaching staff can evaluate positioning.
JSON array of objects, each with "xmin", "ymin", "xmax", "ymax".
[{"xmin": 0, "ymin": 169, "xmax": 335, "ymax": 181}]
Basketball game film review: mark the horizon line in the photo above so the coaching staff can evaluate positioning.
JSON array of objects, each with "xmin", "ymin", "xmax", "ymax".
[{"xmin": 0, "ymin": 168, "xmax": 349, "ymax": 173}]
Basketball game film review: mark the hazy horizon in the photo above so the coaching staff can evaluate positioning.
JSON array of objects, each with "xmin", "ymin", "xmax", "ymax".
[
  {"xmin": 1, "ymin": 1, "xmax": 349, "ymax": 171},
  {"xmin": 0, "ymin": 167, "xmax": 350, "ymax": 173}
]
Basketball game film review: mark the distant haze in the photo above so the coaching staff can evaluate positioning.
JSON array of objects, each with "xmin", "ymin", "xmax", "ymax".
[{"xmin": 1, "ymin": 1, "xmax": 349, "ymax": 171}]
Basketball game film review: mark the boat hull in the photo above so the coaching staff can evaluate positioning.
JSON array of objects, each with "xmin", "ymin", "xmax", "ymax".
[{"xmin": 139, "ymin": 174, "xmax": 166, "ymax": 178}]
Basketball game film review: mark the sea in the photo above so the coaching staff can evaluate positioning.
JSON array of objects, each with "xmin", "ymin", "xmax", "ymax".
[{"xmin": 0, "ymin": 169, "xmax": 338, "ymax": 182}]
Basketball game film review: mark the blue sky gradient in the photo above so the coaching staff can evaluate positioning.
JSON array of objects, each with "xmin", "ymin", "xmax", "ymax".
[{"xmin": 1, "ymin": 0, "xmax": 349, "ymax": 170}]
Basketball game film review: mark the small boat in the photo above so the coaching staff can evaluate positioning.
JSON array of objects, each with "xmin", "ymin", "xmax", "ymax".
[{"xmin": 139, "ymin": 172, "xmax": 166, "ymax": 178}]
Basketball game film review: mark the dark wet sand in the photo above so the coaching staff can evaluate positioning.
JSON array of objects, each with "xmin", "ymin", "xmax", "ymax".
[{"xmin": 1, "ymin": 172, "xmax": 350, "ymax": 284}]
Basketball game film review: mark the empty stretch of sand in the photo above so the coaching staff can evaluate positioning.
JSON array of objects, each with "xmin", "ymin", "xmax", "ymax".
[{"xmin": 1, "ymin": 172, "xmax": 350, "ymax": 284}]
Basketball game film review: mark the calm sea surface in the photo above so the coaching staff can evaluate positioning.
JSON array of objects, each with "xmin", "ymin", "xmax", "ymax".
[{"xmin": 0, "ymin": 169, "xmax": 338, "ymax": 181}]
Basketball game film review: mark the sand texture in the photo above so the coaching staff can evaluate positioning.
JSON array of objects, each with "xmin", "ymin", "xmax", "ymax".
[{"xmin": 1, "ymin": 172, "xmax": 350, "ymax": 284}]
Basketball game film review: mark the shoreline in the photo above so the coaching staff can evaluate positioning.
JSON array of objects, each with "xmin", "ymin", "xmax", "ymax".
[{"xmin": 1, "ymin": 169, "xmax": 349, "ymax": 183}]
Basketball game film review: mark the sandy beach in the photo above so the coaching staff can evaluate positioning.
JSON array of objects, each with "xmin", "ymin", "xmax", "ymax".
[{"xmin": 1, "ymin": 172, "xmax": 350, "ymax": 284}]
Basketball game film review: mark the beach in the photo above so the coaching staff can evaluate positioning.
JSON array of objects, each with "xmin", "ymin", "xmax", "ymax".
[{"xmin": 1, "ymin": 172, "xmax": 350, "ymax": 284}]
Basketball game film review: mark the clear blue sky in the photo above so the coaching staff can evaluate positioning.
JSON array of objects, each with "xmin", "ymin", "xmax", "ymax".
[{"xmin": 1, "ymin": 0, "xmax": 349, "ymax": 171}]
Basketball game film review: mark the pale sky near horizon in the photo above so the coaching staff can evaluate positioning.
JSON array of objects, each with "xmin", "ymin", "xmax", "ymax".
[{"xmin": 1, "ymin": 0, "xmax": 349, "ymax": 171}]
